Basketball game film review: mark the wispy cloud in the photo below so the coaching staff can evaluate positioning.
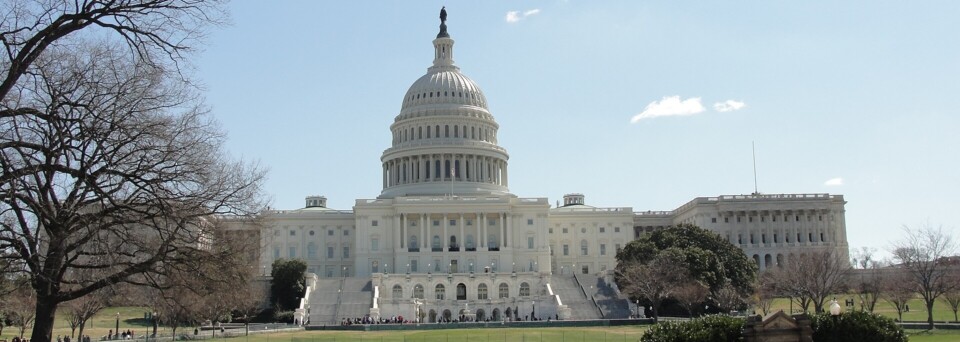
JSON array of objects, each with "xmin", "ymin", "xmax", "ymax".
[
  {"xmin": 713, "ymin": 100, "xmax": 746, "ymax": 112},
  {"xmin": 630, "ymin": 96, "xmax": 705, "ymax": 123},
  {"xmin": 506, "ymin": 9, "xmax": 541, "ymax": 23},
  {"xmin": 824, "ymin": 177, "xmax": 844, "ymax": 186}
]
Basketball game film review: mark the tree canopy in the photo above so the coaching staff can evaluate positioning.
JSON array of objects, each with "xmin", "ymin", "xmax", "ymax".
[
  {"xmin": 270, "ymin": 259, "xmax": 307, "ymax": 311},
  {"xmin": 616, "ymin": 223, "xmax": 757, "ymax": 296}
]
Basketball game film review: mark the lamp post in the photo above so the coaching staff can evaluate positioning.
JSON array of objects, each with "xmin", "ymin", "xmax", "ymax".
[
  {"xmin": 830, "ymin": 298, "xmax": 841, "ymax": 322},
  {"xmin": 115, "ymin": 312, "xmax": 120, "ymax": 338},
  {"xmin": 532, "ymin": 300, "xmax": 536, "ymax": 320}
]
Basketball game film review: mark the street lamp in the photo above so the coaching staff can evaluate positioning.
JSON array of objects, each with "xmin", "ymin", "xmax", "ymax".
[
  {"xmin": 532, "ymin": 300, "xmax": 536, "ymax": 320},
  {"xmin": 829, "ymin": 298, "xmax": 841, "ymax": 315},
  {"xmin": 115, "ymin": 312, "xmax": 120, "ymax": 338}
]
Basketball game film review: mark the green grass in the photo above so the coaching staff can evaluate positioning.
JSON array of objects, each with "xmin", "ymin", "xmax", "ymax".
[
  {"xmin": 215, "ymin": 327, "xmax": 647, "ymax": 342},
  {"xmin": 763, "ymin": 296, "xmax": 960, "ymax": 322},
  {"xmin": 1, "ymin": 306, "xmax": 155, "ymax": 341}
]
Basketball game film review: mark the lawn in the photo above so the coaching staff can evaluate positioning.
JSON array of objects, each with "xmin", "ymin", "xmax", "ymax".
[
  {"xmin": 1, "ymin": 307, "xmax": 156, "ymax": 341},
  {"xmin": 763, "ymin": 296, "xmax": 960, "ymax": 322}
]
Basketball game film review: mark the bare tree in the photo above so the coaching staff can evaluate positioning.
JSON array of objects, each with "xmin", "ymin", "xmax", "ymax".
[
  {"xmin": 1, "ymin": 23, "xmax": 265, "ymax": 342},
  {"xmin": 674, "ymin": 281, "xmax": 709, "ymax": 318},
  {"xmin": 850, "ymin": 257, "xmax": 887, "ymax": 313},
  {"xmin": 8, "ymin": 285, "xmax": 36, "ymax": 339},
  {"xmin": 616, "ymin": 250, "xmax": 688, "ymax": 322},
  {"xmin": 882, "ymin": 271, "xmax": 915, "ymax": 322},
  {"xmin": 752, "ymin": 271, "xmax": 777, "ymax": 316},
  {"xmin": 943, "ymin": 289, "xmax": 960, "ymax": 323},
  {"xmin": 62, "ymin": 289, "xmax": 106, "ymax": 339},
  {"xmin": 771, "ymin": 250, "xmax": 849, "ymax": 313},
  {"xmin": 713, "ymin": 284, "xmax": 746, "ymax": 314},
  {"xmin": 891, "ymin": 224, "xmax": 958, "ymax": 329}
]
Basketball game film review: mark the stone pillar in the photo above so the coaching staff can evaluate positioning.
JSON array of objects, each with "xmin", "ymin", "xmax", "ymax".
[
  {"xmin": 420, "ymin": 214, "xmax": 426, "ymax": 253},
  {"xmin": 504, "ymin": 212, "xmax": 510, "ymax": 248},
  {"xmin": 459, "ymin": 214, "xmax": 465, "ymax": 252},
  {"xmin": 443, "ymin": 214, "xmax": 449, "ymax": 252}
]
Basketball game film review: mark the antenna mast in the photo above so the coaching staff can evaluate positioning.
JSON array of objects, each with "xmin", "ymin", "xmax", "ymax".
[{"xmin": 752, "ymin": 141, "xmax": 759, "ymax": 195}]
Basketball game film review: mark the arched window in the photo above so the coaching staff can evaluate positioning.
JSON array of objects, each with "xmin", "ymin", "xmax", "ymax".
[
  {"xmin": 466, "ymin": 235, "xmax": 475, "ymax": 250},
  {"xmin": 456, "ymin": 283, "xmax": 467, "ymax": 300},
  {"xmin": 454, "ymin": 125, "xmax": 459, "ymax": 137},
  {"xmin": 435, "ymin": 125, "xmax": 440, "ymax": 137},
  {"xmin": 581, "ymin": 240, "xmax": 589, "ymax": 256},
  {"xmin": 488, "ymin": 234, "xmax": 497, "ymax": 249},
  {"xmin": 436, "ymin": 284, "xmax": 445, "ymax": 300},
  {"xmin": 432, "ymin": 235, "xmax": 441, "ymax": 249},
  {"xmin": 409, "ymin": 235, "xmax": 419, "ymax": 251},
  {"xmin": 519, "ymin": 282, "xmax": 531, "ymax": 297},
  {"xmin": 418, "ymin": 127, "xmax": 422, "ymax": 139},
  {"xmin": 478, "ymin": 283, "xmax": 488, "ymax": 300},
  {"xmin": 392, "ymin": 285, "xmax": 402, "ymax": 298},
  {"xmin": 414, "ymin": 284, "xmax": 424, "ymax": 299},
  {"xmin": 498, "ymin": 283, "xmax": 509, "ymax": 298}
]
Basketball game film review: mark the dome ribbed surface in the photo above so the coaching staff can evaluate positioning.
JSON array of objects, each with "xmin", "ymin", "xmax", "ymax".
[{"xmin": 401, "ymin": 69, "xmax": 488, "ymax": 110}]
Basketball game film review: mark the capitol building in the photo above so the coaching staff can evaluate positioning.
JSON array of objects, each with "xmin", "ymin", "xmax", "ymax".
[{"xmin": 237, "ymin": 10, "xmax": 849, "ymax": 324}]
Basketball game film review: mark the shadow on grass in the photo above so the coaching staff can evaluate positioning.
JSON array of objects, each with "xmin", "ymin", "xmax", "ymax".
[{"xmin": 122, "ymin": 318, "xmax": 153, "ymax": 327}]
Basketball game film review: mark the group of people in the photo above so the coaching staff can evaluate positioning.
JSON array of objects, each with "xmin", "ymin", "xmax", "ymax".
[
  {"xmin": 106, "ymin": 329, "xmax": 135, "ymax": 340},
  {"xmin": 337, "ymin": 313, "xmax": 557, "ymax": 326},
  {"xmin": 341, "ymin": 316, "xmax": 406, "ymax": 325}
]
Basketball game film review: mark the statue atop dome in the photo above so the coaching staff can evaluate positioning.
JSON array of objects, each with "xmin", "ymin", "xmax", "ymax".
[{"xmin": 437, "ymin": 7, "xmax": 450, "ymax": 38}]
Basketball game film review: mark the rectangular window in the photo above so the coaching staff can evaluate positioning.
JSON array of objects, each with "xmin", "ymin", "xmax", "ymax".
[
  {"xmin": 615, "ymin": 227, "xmax": 620, "ymax": 233},
  {"xmin": 372, "ymin": 262, "xmax": 379, "ymax": 273},
  {"xmin": 600, "ymin": 244, "xmax": 607, "ymax": 256},
  {"xmin": 371, "ymin": 238, "xmax": 379, "ymax": 251},
  {"xmin": 372, "ymin": 220, "xmax": 379, "ymax": 226},
  {"xmin": 289, "ymin": 230, "xmax": 296, "ymax": 236},
  {"xmin": 749, "ymin": 217, "xmax": 753, "ymax": 222},
  {"xmin": 615, "ymin": 244, "xmax": 622, "ymax": 254},
  {"xmin": 288, "ymin": 247, "xmax": 296, "ymax": 258},
  {"xmin": 467, "ymin": 219, "xmax": 473, "ymax": 226},
  {"xmin": 489, "ymin": 219, "xmax": 496, "ymax": 226},
  {"xmin": 711, "ymin": 217, "xmax": 717, "ymax": 223},
  {"xmin": 724, "ymin": 217, "xmax": 729, "ymax": 223},
  {"xmin": 527, "ymin": 237, "xmax": 534, "ymax": 249},
  {"xmin": 450, "ymin": 219, "xmax": 457, "ymax": 226},
  {"xmin": 344, "ymin": 230, "xmax": 349, "ymax": 236},
  {"xmin": 343, "ymin": 246, "xmax": 350, "ymax": 258},
  {"xmin": 433, "ymin": 220, "xmax": 440, "ymax": 226},
  {"xmin": 328, "ymin": 230, "xmax": 334, "ymax": 236},
  {"xmin": 327, "ymin": 246, "xmax": 334, "ymax": 258},
  {"xmin": 410, "ymin": 260, "xmax": 418, "ymax": 272},
  {"xmin": 563, "ymin": 244, "xmax": 569, "ymax": 256},
  {"xmin": 599, "ymin": 227, "xmax": 605, "ymax": 233},
  {"xmin": 562, "ymin": 228, "xmax": 568, "ymax": 234},
  {"xmin": 774, "ymin": 234, "xmax": 778, "ymax": 243},
  {"xmin": 549, "ymin": 228, "xmax": 553, "ymax": 234},
  {"xmin": 762, "ymin": 234, "xmax": 766, "ymax": 243},
  {"xmin": 527, "ymin": 219, "xmax": 534, "ymax": 225},
  {"xmin": 737, "ymin": 217, "xmax": 741, "ymax": 223},
  {"xmin": 274, "ymin": 247, "xmax": 280, "ymax": 258}
]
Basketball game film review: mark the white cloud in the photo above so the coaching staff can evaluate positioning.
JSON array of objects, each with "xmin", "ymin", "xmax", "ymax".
[
  {"xmin": 824, "ymin": 177, "xmax": 844, "ymax": 186},
  {"xmin": 630, "ymin": 96, "xmax": 705, "ymax": 123},
  {"xmin": 506, "ymin": 9, "xmax": 540, "ymax": 23},
  {"xmin": 713, "ymin": 100, "xmax": 746, "ymax": 112}
]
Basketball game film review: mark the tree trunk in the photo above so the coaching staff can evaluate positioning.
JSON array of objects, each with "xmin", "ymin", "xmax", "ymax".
[
  {"xmin": 78, "ymin": 323, "xmax": 86, "ymax": 342},
  {"xmin": 31, "ymin": 297, "xmax": 60, "ymax": 342},
  {"xmin": 927, "ymin": 301, "xmax": 936, "ymax": 330}
]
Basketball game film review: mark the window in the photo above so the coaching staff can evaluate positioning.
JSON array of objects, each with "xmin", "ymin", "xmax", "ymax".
[
  {"xmin": 414, "ymin": 284, "xmax": 424, "ymax": 299},
  {"xmin": 288, "ymin": 247, "xmax": 296, "ymax": 258},
  {"xmin": 372, "ymin": 261, "xmax": 379, "ymax": 273},
  {"xmin": 600, "ymin": 244, "xmax": 606, "ymax": 256},
  {"xmin": 774, "ymin": 234, "xmax": 778, "ymax": 243},
  {"xmin": 499, "ymin": 283, "xmax": 509, "ymax": 298},
  {"xmin": 762, "ymin": 234, "xmax": 766, "ymax": 243},
  {"xmin": 392, "ymin": 285, "xmax": 403, "ymax": 298},
  {"xmin": 581, "ymin": 228, "xmax": 586, "ymax": 233},
  {"xmin": 527, "ymin": 219, "xmax": 534, "ymax": 225},
  {"xmin": 615, "ymin": 227, "xmax": 620, "ymax": 233},
  {"xmin": 410, "ymin": 260, "xmax": 418, "ymax": 272},
  {"xmin": 821, "ymin": 233, "xmax": 825, "ymax": 242},
  {"xmin": 344, "ymin": 230, "xmax": 349, "ymax": 236},
  {"xmin": 433, "ymin": 220, "xmax": 440, "ymax": 226},
  {"xmin": 615, "ymin": 244, "xmax": 622, "ymax": 254},
  {"xmin": 581, "ymin": 265, "xmax": 589, "ymax": 274},
  {"xmin": 436, "ymin": 284, "xmax": 445, "ymax": 300},
  {"xmin": 290, "ymin": 230, "xmax": 296, "ymax": 236},
  {"xmin": 519, "ymin": 282, "xmax": 531, "ymax": 297},
  {"xmin": 371, "ymin": 238, "xmax": 379, "ymax": 251},
  {"xmin": 599, "ymin": 227, "xmax": 605, "ymax": 233},
  {"xmin": 581, "ymin": 240, "xmax": 589, "ymax": 256},
  {"xmin": 562, "ymin": 228, "xmax": 568, "ymax": 234},
  {"xmin": 273, "ymin": 247, "xmax": 280, "ymax": 258},
  {"xmin": 307, "ymin": 243, "xmax": 317, "ymax": 259},
  {"xmin": 489, "ymin": 219, "xmax": 496, "ymax": 226},
  {"xmin": 749, "ymin": 217, "xmax": 753, "ymax": 222},
  {"xmin": 478, "ymin": 283, "xmax": 488, "ymax": 300},
  {"xmin": 527, "ymin": 236, "xmax": 534, "ymax": 249},
  {"xmin": 712, "ymin": 217, "xmax": 717, "ymax": 223},
  {"xmin": 450, "ymin": 219, "xmax": 456, "ymax": 226},
  {"xmin": 549, "ymin": 228, "xmax": 553, "ymax": 234},
  {"xmin": 327, "ymin": 246, "xmax": 334, "ymax": 258},
  {"xmin": 737, "ymin": 217, "xmax": 741, "ymax": 223},
  {"xmin": 328, "ymin": 230, "xmax": 334, "ymax": 236},
  {"xmin": 724, "ymin": 217, "xmax": 729, "ymax": 223},
  {"xmin": 563, "ymin": 244, "xmax": 569, "ymax": 256},
  {"xmin": 342, "ymin": 246, "xmax": 350, "ymax": 258},
  {"xmin": 309, "ymin": 230, "xmax": 315, "ymax": 236}
]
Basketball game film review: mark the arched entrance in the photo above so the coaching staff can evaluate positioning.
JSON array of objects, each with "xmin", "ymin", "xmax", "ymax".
[
  {"xmin": 476, "ymin": 309, "xmax": 486, "ymax": 321},
  {"xmin": 456, "ymin": 283, "xmax": 467, "ymax": 300},
  {"xmin": 442, "ymin": 309, "xmax": 452, "ymax": 322},
  {"xmin": 428, "ymin": 309, "xmax": 437, "ymax": 323},
  {"xmin": 506, "ymin": 307, "xmax": 513, "ymax": 320},
  {"xmin": 492, "ymin": 308, "xmax": 501, "ymax": 321}
]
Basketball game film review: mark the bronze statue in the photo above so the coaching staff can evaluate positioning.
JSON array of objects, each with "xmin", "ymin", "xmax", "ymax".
[
  {"xmin": 437, "ymin": 6, "xmax": 449, "ymax": 38},
  {"xmin": 440, "ymin": 6, "xmax": 447, "ymax": 23}
]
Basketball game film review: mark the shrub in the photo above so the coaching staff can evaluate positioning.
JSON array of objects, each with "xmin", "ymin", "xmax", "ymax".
[
  {"xmin": 274, "ymin": 311, "xmax": 295, "ymax": 323},
  {"xmin": 640, "ymin": 315, "xmax": 745, "ymax": 342},
  {"xmin": 810, "ymin": 311, "xmax": 907, "ymax": 342}
]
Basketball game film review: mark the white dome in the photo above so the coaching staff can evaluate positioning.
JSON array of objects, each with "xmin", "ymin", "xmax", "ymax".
[{"xmin": 401, "ymin": 69, "xmax": 488, "ymax": 110}]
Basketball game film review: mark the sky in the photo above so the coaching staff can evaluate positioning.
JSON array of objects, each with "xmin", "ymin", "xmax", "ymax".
[{"xmin": 194, "ymin": 1, "xmax": 960, "ymax": 260}]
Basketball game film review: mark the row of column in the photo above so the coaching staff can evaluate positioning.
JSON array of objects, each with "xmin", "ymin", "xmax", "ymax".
[
  {"xmin": 382, "ymin": 154, "xmax": 507, "ymax": 188},
  {"xmin": 392, "ymin": 213, "xmax": 511, "ymax": 251}
]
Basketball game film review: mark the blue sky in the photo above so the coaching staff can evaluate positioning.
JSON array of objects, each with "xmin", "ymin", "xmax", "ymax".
[{"xmin": 196, "ymin": 1, "xmax": 960, "ymax": 259}]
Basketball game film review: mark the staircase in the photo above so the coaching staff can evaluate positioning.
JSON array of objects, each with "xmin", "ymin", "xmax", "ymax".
[
  {"xmin": 307, "ymin": 277, "xmax": 374, "ymax": 325},
  {"xmin": 576, "ymin": 273, "xmax": 632, "ymax": 319},
  {"xmin": 550, "ymin": 274, "xmax": 602, "ymax": 319}
]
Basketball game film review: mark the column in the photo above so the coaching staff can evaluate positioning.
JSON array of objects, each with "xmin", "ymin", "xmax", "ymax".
[
  {"xmin": 420, "ymin": 214, "xmax": 427, "ymax": 252},
  {"xmin": 504, "ymin": 212, "xmax": 510, "ymax": 247},
  {"xmin": 502, "ymin": 161, "xmax": 508, "ymax": 187},
  {"xmin": 395, "ymin": 215, "xmax": 401, "ymax": 252},
  {"xmin": 459, "ymin": 214, "xmax": 465, "ymax": 251},
  {"xmin": 443, "ymin": 214, "xmax": 449, "ymax": 251},
  {"xmin": 481, "ymin": 212, "xmax": 488, "ymax": 248}
]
